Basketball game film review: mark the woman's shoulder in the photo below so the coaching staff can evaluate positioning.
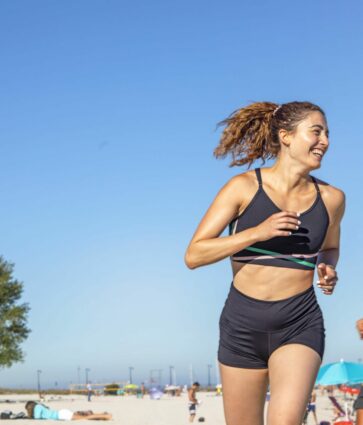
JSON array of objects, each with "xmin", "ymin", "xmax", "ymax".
[
  {"xmin": 216, "ymin": 170, "xmax": 259, "ymax": 213},
  {"xmin": 224, "ymin": 169, "xmax": 258, "ymax": 190},
  {"xmin": 314, "ymin": 177, "xmax": 345, "ymax": 213}
]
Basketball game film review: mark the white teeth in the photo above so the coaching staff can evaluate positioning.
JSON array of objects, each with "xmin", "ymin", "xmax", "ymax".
[{"xmin": 311, "ymin": 149, "xmax": 323, "ymax": 157}]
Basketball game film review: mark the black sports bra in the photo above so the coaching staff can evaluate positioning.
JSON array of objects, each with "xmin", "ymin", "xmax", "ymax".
[{"xmin": 229, "ymin": 168, "xmax": 330, "ymax": 270}]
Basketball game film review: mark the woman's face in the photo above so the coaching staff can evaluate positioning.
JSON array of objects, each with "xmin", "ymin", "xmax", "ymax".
[{"xmin": 286, "ymin": 111, "xmax": 329, "ymax": 170}]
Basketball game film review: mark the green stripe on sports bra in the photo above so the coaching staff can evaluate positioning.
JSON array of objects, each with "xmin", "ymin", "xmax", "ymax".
[{"xmin": 245, "ymin": 247, "xmax": 316, "ymax": 269}]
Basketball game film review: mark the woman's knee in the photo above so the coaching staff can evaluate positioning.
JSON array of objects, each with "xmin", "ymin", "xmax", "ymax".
[{"xmin": 267, "ymin": 398, "xmax": 307, "ymax": 425}]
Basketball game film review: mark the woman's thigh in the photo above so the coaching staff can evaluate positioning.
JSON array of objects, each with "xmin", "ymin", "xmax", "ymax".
[
  {"xmin": 267, "ymin": 344, "xmax": 321, "ymax": 425},
  {"xmin": 219, "ymin": 362, "xmax": 269, "ymax": 425}
]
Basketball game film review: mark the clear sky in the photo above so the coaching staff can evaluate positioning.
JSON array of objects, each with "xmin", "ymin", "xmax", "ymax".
[{"xmin": 0, "ymin": 0, "xmax": 362, "ymax": 389}]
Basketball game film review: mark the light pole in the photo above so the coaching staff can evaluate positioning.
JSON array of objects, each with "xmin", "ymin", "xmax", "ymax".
[
  {"xmin": 37, "ymin": 370, "xmax": 42, "ymax": 399},
  {"xmin": 77, "ymin": 366, "xmax": 81, "ymax": 390},
  {"xmin": 150, "ymin": 369, "xmax": 163, "ymax": 386},
  {"xmin": 207, "ymin": 364, "xmax": 212, "ymax": 388},
  {"xmin": 129, "ymin": 367, "xmax": 134, "ymax": 384},
  {"xmin": 85, "ymin": 368, "xmax": 90, "ymax": 385},
  {"xmin": 169, "ymin": 366, "xmax": 174, "ymax": 385}
]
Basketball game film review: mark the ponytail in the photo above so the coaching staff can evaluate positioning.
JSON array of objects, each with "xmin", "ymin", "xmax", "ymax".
[{"xmin": 214, "ymin": 101, "xmax": 325, "ymax": 167}]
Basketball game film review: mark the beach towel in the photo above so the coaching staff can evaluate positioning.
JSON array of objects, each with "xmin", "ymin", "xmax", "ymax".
[{"xmin": 0, "ymin": 410, "xmax": 27, "ymax": 419}]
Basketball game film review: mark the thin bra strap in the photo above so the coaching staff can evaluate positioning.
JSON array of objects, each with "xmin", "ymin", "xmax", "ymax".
[
  {"xmin": 255, "ymin": 168, "xmax": 262, "ymax": 186},
  {"xmin": 311, "ymin": 176, "xmax": 320, "ymax": 194}
]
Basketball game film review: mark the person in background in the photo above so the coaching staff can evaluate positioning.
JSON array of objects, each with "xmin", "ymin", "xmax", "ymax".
[
  {"xmin": 141, "ymin": 382, "xmax": 146, "ymax": 398},
  {"xmin": 25, "ymin": 401, "xmax": 112, "ymax": 421},
  {"xmin": 354, "ymin": 319, "xmax": 363, "ymax": 425},
  {"xmin": 188, "ymin": 382, "xmax": 200, "ymax": 423},
  {"xmin": 87, "ymin": 383, "xmax": 92, "ymax": 402},
  {"xmin": 304, "ymin": 388, "xmax": 318, "ymax": 425}
]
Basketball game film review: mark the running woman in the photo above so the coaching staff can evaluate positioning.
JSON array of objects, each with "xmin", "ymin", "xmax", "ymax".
[{"xmin": 185, "ymin": 101, "xmax": 345, "ymax": 425}]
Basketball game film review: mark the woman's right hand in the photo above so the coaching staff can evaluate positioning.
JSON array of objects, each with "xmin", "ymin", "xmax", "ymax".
[
  {"xmin": 253, "ymin": 211, "xmax": 301, "ymax": 242},
  {"xmin": 357, "ymin": 319, "xmax": 363, "ymax": 340}
]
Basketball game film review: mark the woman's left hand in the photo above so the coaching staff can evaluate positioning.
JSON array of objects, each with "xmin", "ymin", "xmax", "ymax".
[{"xmin": 317, "ymin": 263, "xmax": 338, "ymax": 295}]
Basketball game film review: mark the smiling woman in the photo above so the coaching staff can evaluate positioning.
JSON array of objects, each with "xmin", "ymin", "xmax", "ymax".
[
  {"xmin": 185, "ymin": 101, "xmax": 345, "ymax": 425},
  {"xmin": 214, "ymin": 101, "xmax": 329, "ymax": 167}
]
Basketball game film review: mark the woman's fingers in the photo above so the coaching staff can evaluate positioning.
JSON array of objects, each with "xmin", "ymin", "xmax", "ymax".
[
  {"xmin": 275, "ymin": 230, "xmax": 294, "ymax": 237},
  {"xmin": 317, "ymin": 269, "xmax": 338, "ymax": 295},
  {"xmin": 256, "ymin": 211, "xmax": 301, "ymax": 241},
  {"xmin": 275, "ymin": 211, "xmax": 300, "ymax": 218},
  {"xmin": 356, "ymin": 319, "xmax": 363, "ymax": 339},
  {"xmin": 275, "ymin": 212, "xmax": 301, "ymax": 230}
]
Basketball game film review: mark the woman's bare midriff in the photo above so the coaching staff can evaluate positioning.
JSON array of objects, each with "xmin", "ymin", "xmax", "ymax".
[{"xmin": 231, "ymin": 261, "xmax": 315, "ymax": 301}]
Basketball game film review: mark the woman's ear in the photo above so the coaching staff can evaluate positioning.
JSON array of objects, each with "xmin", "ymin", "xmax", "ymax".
[{"xmin": 278, "ymin": 129, "xmax": 291, "ymax": 147}]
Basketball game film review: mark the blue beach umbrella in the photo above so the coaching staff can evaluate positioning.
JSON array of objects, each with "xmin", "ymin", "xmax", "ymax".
[{"xmin": 316, "ymin": 359, "xmax": 363, "ymax": 385}]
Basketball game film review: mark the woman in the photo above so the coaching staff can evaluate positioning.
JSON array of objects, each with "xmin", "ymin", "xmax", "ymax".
[
  {"xmin": 25, "ymin": 401, "xmax": 112, "ymax": 421},
  {"xmin": 185, "ymin": 101, "xmax": 345, "ymax": 425}
]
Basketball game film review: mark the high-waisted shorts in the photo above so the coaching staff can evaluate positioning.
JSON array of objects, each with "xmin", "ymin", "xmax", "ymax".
[{"xmin": 218, "ymin": 283, "xmax": 325, "ymax": 368}]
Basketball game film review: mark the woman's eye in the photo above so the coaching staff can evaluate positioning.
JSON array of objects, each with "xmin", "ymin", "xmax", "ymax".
[{"xmin": 314, "ymin": 130, "xmax": 320, "ymax": 135}]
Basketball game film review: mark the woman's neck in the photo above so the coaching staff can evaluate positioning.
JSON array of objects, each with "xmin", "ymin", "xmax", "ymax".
[{"xmin": 265, "ymin": 159, "xmax": 313, "ymax": 193}]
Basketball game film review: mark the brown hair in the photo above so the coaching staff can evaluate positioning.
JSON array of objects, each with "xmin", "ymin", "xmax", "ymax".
[
  {"xmin": 214, "ymin": 101, "xmax": 326, "ymax": 167},
  {"xmin": 25, "ymin": 401, "xmax": 37, "ymax": 418}
]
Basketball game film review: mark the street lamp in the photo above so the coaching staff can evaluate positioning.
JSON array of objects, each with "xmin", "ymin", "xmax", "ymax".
[
  {"xmin": 207, "ymin": 364, "xmax": 212, "ymax": 388},
  {"xmin": 77, "ymin": 366, "xmax": 81, "ymax": 389},
  {"xmin": 129, "ymin": 367, "xmax": 134, "ymax": 384},
  {"xmin": 169, "ymin": 366, "xmax": 174, "ymax": 385},
  {"xmin": 149, "ymin": 369, "xmax": 163, "ymax": 386},
  {"xmin": 85, "ymin": 368, "xmax": 91, "ymax": 385},
  {"xmin": 37, "ymin": 370, "xmax": 42, "ymax": 399}
]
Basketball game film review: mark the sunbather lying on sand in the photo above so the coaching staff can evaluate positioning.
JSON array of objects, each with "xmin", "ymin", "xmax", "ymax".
[{"xmin": 25, "ymin": 401, "xmax": 112, "ymax": 421}]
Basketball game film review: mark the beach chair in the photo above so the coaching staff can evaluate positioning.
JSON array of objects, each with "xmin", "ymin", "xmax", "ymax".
[
  {"xmin": 333, "ymin": 422, "xmax": 353, "ymax": 425},
  {"xmin": 328, "ymin": 396, "xmax": 353, "ymax": 422}
]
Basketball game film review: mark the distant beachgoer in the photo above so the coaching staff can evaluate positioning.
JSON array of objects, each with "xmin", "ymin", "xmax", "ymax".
[
  {"xmin": 87, "ymin": 383, "xmax": 92, "ymax": 402},
  {"xmin": 304, "ymin": 389, "xmax": 318, "ymax": 425},
  {"xmin": 216, "ymin": 385, "xmax": 222, "ymax": 397},
  {"xmin": 141, "ymin": 382, "xmax": 146, "ymax": 398},
  {"xmin": 25, "ymin": 401, "xmax": 112, "ymax": 421},
  {"xmin": 354, "ymin": 318, "xmax": 363, "ymax": 425},
  {"xmin": 185, "ymin": 101, "xmax": 345, "ymax": 425},
  {"xmin": 318, "ymin": 384, "xmax": 325, "ymax": 396},
  {"xmin": 188, "ymin": 382, "xmax": 200, "ymax": 423}
]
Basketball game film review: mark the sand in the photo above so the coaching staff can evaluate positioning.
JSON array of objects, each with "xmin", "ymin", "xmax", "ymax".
[{"xmin": 0, "ymin": 391, "xmax": 356, "ymax": 424}]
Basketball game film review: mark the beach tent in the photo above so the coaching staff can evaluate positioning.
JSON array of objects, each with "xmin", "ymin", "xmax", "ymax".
[
  {"xmin": 122, "ymin": 384, "xmax": 139, "ymax": 395},
  {"xmin": 123, "ymin": 384, "xmax": 139, "ymax": 390},
  {"xmin": 316, "ymin": 359, "xmax": 363, "ymax": 422},
  {"xmin": 316, "ymin": 360, "xmax": 363, "ymax": 385},
  {"xmin": 149, "ymin": 386, "xmax": 163, "ymax": 400}
]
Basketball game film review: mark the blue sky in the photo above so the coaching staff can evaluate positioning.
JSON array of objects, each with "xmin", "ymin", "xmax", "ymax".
[{"xmin": 0, "ymin": 0, "xmax": 363, "ymax": 389}]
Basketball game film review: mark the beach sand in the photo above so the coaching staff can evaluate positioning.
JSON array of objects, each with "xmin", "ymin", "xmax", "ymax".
[{"xmin": 0, "ymin": 391, "xmax": 356, "ymax": 424}]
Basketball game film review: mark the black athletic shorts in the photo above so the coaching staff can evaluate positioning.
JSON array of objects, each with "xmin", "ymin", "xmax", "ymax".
[
  {"xmin": 188, "ymin": 403, "xmax": 197, "ymax": 414},
  {"xmin": 218, "ymin": 283, "xmax": 325, "ymax": 368},
  {"xmin": 354, "ymin": 386, "xmax": 363, "ymax": 410}
]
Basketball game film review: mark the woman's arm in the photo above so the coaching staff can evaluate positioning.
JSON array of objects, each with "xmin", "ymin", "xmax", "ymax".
[
  {"xmin": 185, "ymin": 174, "xmax": 300, "ymax": 269},
  {"xmin": 185, "ymin": 175, "xmax": 256, "ymax": 268},
  {"xmin": 316, "ymin": 187, "xmax": 345, "ymax": 295}
]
